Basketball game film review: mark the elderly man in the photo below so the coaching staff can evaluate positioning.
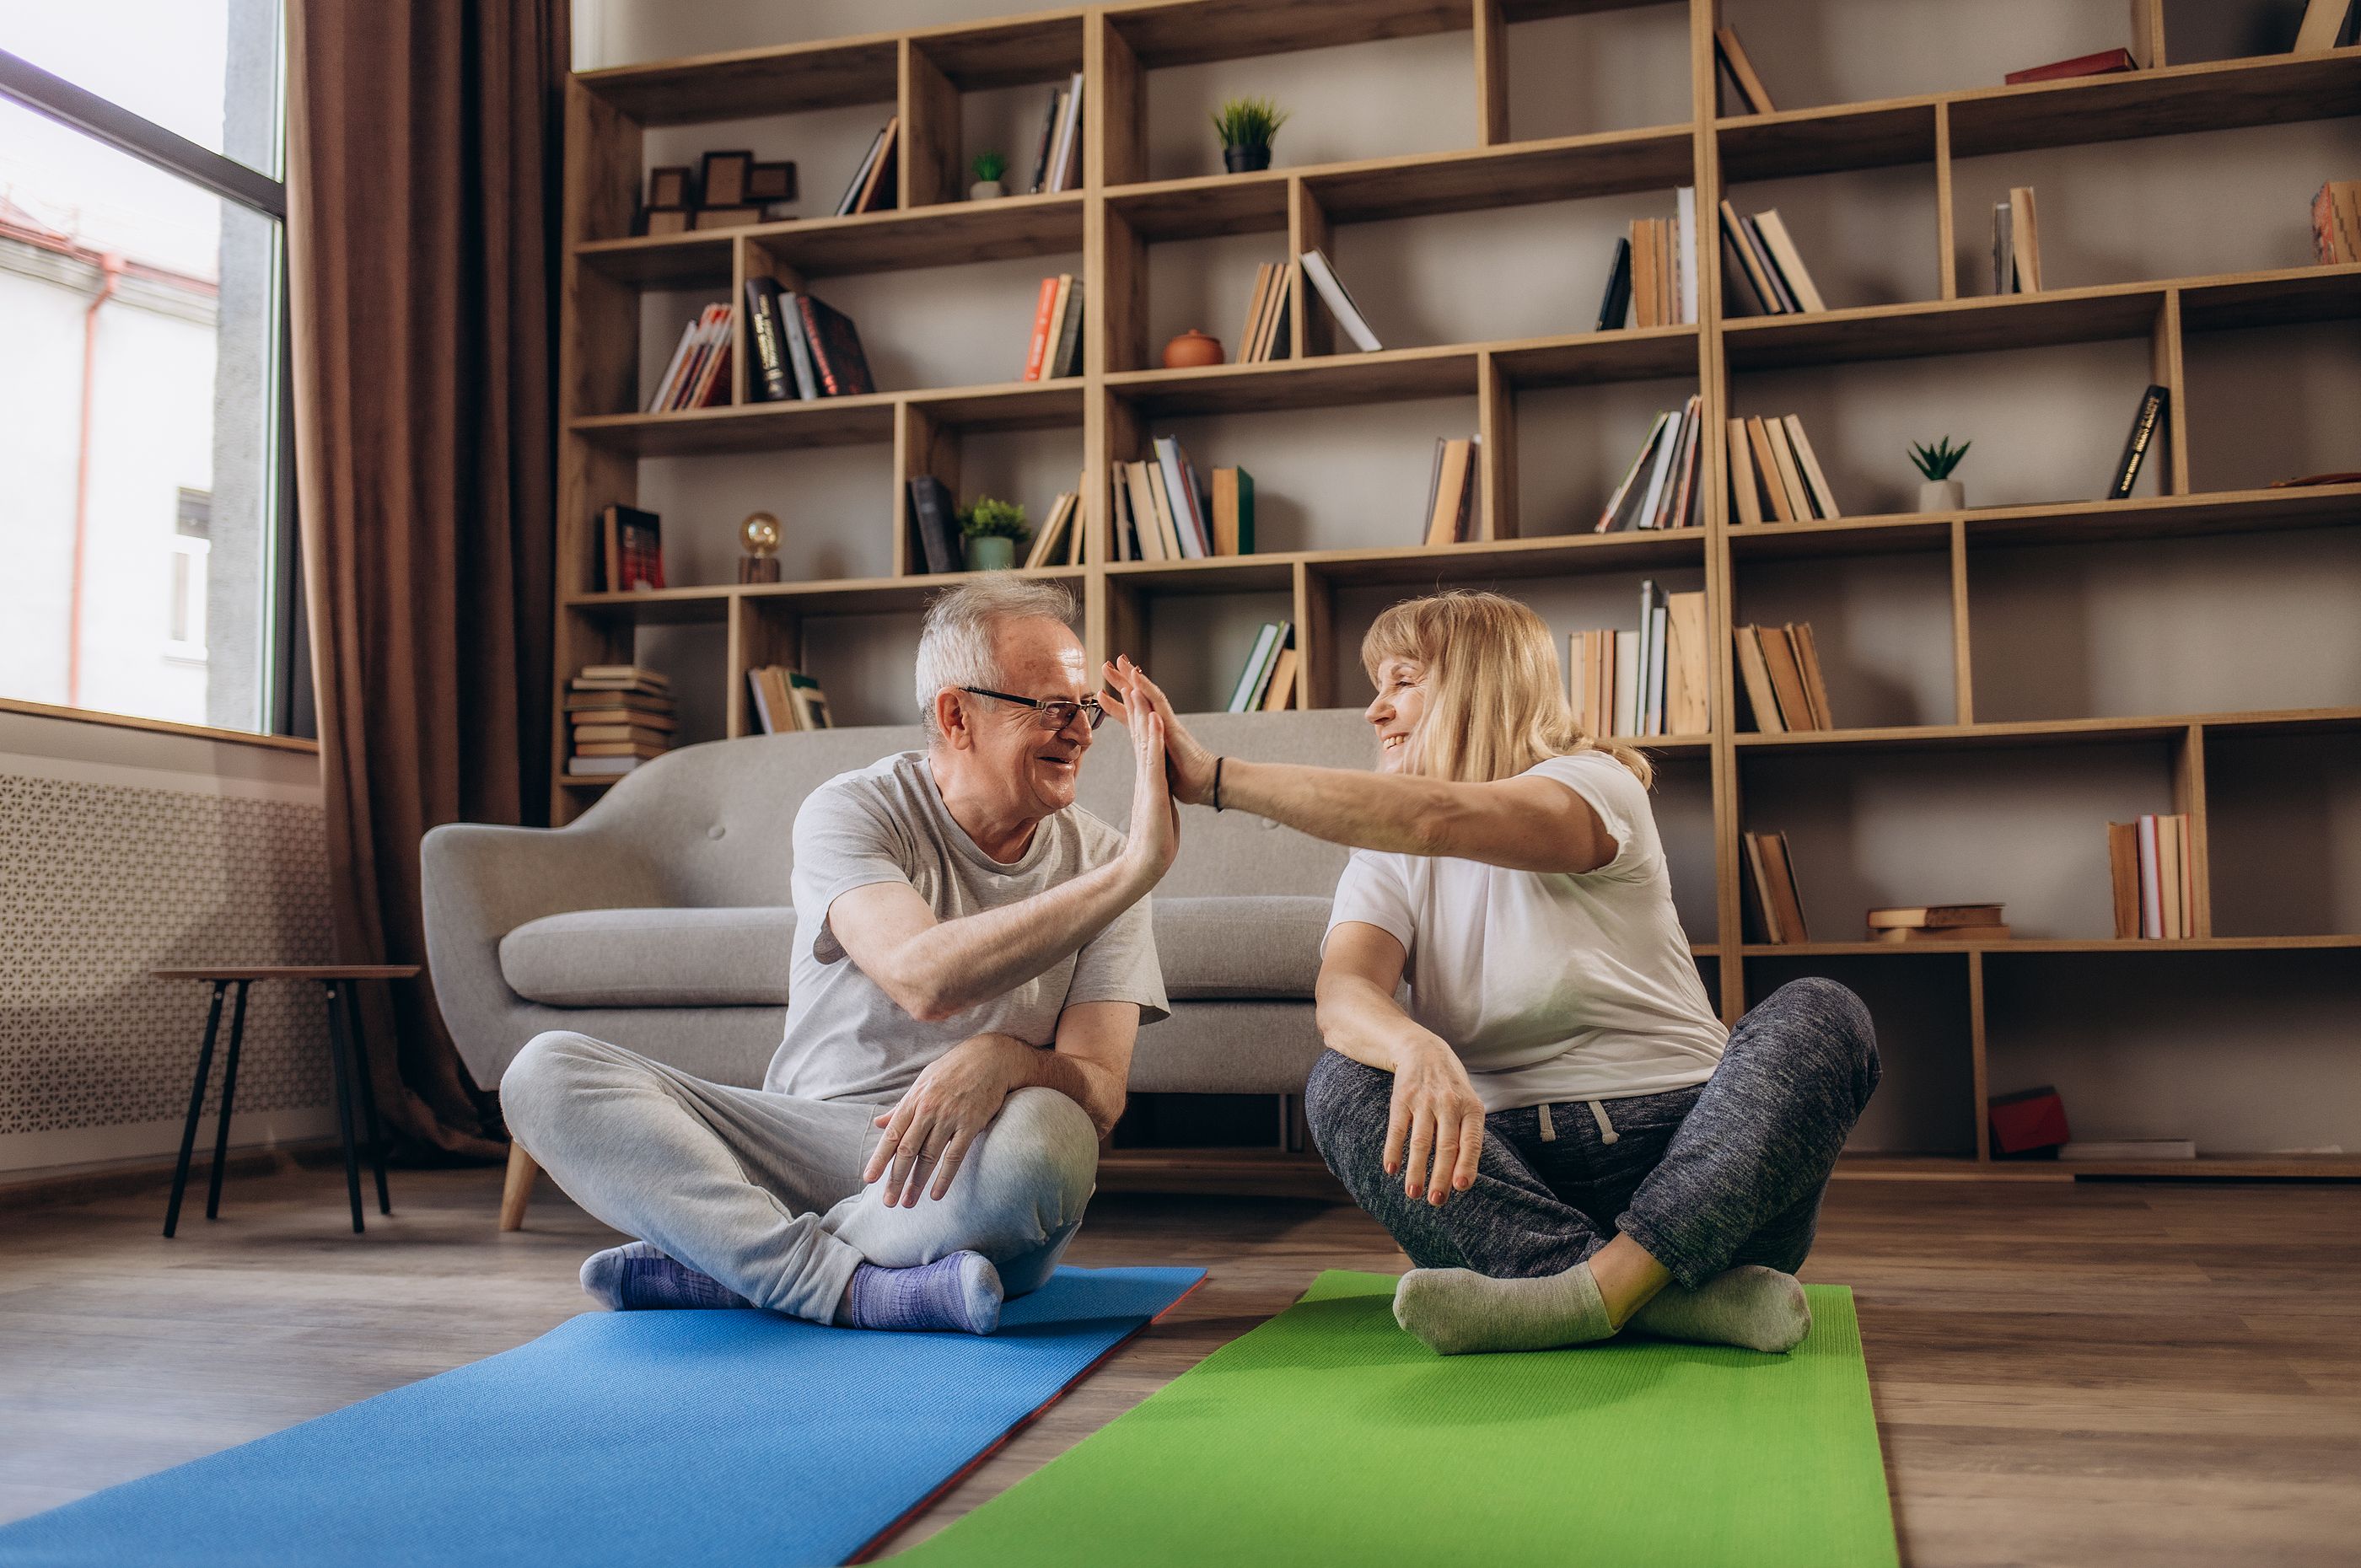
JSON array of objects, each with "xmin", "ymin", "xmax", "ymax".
[{"xmin": 503, "ymin": 579, "xmax": 1175, "ymax": 1334}]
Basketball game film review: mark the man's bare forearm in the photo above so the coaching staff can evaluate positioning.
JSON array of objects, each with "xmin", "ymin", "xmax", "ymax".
[
  {"xmin": 998, "ymin": 1038, "xmax": 1126, "ymax": 1136},
  {"xmin": 890, "ymin": 855, "xmax": 1153, "ymax": 1023},
  {"xmin": 1315, "ymin": 974, "xmax": 1452, "ymax": 1075}
]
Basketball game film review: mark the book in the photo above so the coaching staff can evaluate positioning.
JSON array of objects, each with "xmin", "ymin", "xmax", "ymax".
[
  {"xmin": 1595, "ymin": 237, "xmax": 1632, "ymax": 331},
  {"xmin": 572, "ymin": 724, "xmax": 670, "ymax": 745},
  {"xmin": 1026, "ymin": 85, "xmax": 1064, "ymax": 194},
  {"xmin": 1868, "ymin": 905, "xmax": 2004, "ymax": 929},
  {"xmin": 786, "ymin": 670, "xmax": 833, "ymax": 730},
  {"xmin": 1155, "ymin": 437, "xmax": 1213, "ymax": 558},
  {"xmin": 1239, "ymin": 263, "xmax": 1277, "ymax": 359},
  {"xmin": 1045, "ymin": 72, "xmax": 1085, "ymax": 194},
  {"xmin": 1639, "ymin": 581, "xmax": 1668, "ymax": 735},
  {"xmin": 836, "ymin": 122, "xmax": 890, "ymax": 216},
  {"xmin": 1783, "ymin": 416, "xmax": 1842, "ymax": 518},
  {"xmin": 566, "ymin": 755, "xmax": 646, "ymax": 776},
  {"xmin": 742, "ymin": 277, "xmax": 792, "ymax": 403},
  {"xmin": 781, "ymin": 294, "xmax": 820, "ymax": 399},
  {"xmin": 1675, "ymin": 185, "xmax": 1698, "ymax": 325},
  {"xmin": 793, "ymin": 294, "xmax": 874, "ymax": 397},
  {"xmin": 1021, "ymin": 276, "xmax": 1061, "ymax": 381},
  {"xmin": 2157, "ymin": 812, "xmax": 2182, "ymax": 939},
  {"xmin": 1047, "ymin": 277, "xmax": 1086, "ymax": 379},
  {"xmin": 2057, "ymin": 1139, "xmax": 2195, "ymax": 1161},
  {"xmin": 1719, "ymin": 200, "xmax": 1783, "ymax": 316},
  {"xmin": 1212, "ymin": 467, "xmax": 1255, "ymax": 555},
  {"xmin": 1741, "ymin": 831, "xmax": 1784, "ymax": 942},
  {"xmin": 1023, "ymin": 491, "xmax": 1080, "ymax": 569},
  {"xmin": 578, "ymin": 663, "xmax": 666, "ymax": 685},
  {"xmin": 906, "ymin": 475, "xmax": 960, "ymax": 575},
  {"xmin": 1663, "ymin": 396, "xmax": 1704, "ymax": 530},
  {"xmin": 600, "ymin": 504, "xmax": 665, "ymax": 592},
  {"xmin": 849, "ymin": 116, "xmax": 899, "ymax": 215},
  {"xmin": 2009, "ymin": 186, "xmax": 2042, "ymax": 292},
  {"xmin": 1713, "ymin": 25, "xmax": 1777, "ymax": 115},
  {"xmin": 1632, "ymin": 218, "xmax": 1659, "ymax": 328},
  {"xmin": 1874, "ymin": 924, "xmax": 2010, "ymax": 942},
  {"xmin": 1732, "ymin": 626, "xmax": 1783, "ymax": 732},
  {"xmin": 1597, "ymin": 412, "xmax": 1670, "ymax": 532},
  {"xmin": 1743, "ymin": 214, "xmax": 1800, "ymax": 312},
  {"xmin": 1632, "ymin": 411, "xmax": 1683, "ymax": 534},
  {"xmin": 2310, "ymin": 180, "xmax": 2361, "ymax": 264},
  {"xmin": 1612, "ymin": 629, "xmax": 1640, "ymax": 736},
  {"xmin": 1299, "ymin": 249, "xmax": 1383, "ymax": 352},
  {"xmin": 1260, "ymin": 644, "xmax": 1299, "ymax": 711},
  {"xmin": 1744, "ymin": 417, "xmax": 1794, "ymax": 522},
  {"xmin": 2106, "ymin": 384, "xmax": 2168, "ymax": 499},
  {"xmin": 1250, "ymin": 260, "xmax": 1297, "ymax": 362},
  {"xmin": 2292, "ymin": 0, "xmax": 2355, "ymax": 51},
  {"xmin": 2138, "ymin": 814, "xmax": 2164, "ymax": 938},
  {"xmin": 1751, "ymin": 210, "xmax": 1826, "ymax": 314},
  {"xmin": 1124, "ymin": 461, "xmax": 1174, "ymax": 562},
  {"xmin": 1067, "ymin": 480, "xmax": 1088, "ymax": 566},
  {"xmin": 1993, "ymin": 201, "xmax": 2015, "ymax": 294},
  {"xmin": 1227, "ymin": 621, "xmax": 1284, "ymax": 712},
  {"xmin": 1756, "ymin": 625, "xmax": 1816, "ymax": 731},
  {"xmin": 1727, "ymin": 418, "xmax": 1763, "ymax": 525},
  {"xmin": 1789, "ymin": 621, "xmax": 1835, "ymax": 730},
  {"xmin": 1760, "ymin": 415, "xmax": 1815, "ymax": 519},
  {"xmin": 1759, "ymin": 831, "xmax": 1810, "ymax": 942},
  {"xmin": 1425, "ymin": 438, "xmax": 1476, "ymax": 545},
  {"xmin": 2004, "ymin": 47, "xmax": 2136, "ymax": 84},
  {"xmin": 2107, "ymin": 820, "xmax": 2141, "ymax": 938},
  {"xmin": 1665, "ymin": 590, "xmax": 1710, "ymax": 734}
]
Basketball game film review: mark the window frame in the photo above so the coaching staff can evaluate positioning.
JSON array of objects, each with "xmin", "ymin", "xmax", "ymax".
[{"xmin": 0, "ymin": 40, "xmax": 311, "ymax": 747}]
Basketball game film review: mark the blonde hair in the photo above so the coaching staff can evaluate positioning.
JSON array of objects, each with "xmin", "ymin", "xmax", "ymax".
[{"xmin": 1359, "ymin": 589, "xmax": 1654, "ymax": 789}]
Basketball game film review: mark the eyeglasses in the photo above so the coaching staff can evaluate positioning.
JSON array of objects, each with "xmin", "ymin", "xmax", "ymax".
[{"xmin": 960, "ymin": 686, "xmax": 1107, "ymax": 733}]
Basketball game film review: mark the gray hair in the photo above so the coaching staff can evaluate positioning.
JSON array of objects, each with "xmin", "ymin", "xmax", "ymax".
[{"xmin": 913, "ymin": 577, "xmax": 1079, "ymax": 742}]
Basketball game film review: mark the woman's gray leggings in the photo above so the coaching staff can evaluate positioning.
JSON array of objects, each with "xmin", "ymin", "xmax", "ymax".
[{"xmin": 1304, "ymin": 977, "xmax": 1880, "ymax": 1290}]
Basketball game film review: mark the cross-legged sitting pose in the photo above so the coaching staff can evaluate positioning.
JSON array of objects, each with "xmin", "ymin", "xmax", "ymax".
[
  {"xmin": 504, "ymin": 580, "xmax": 1174, "ymax": 1334},
  {"xmin": 1105, "ymin": 590, "xmax": 1878, "ymax": 1355}
]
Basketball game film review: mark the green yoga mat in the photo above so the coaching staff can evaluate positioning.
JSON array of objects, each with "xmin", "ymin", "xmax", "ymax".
[{"xmin": 895, "ymin": 1270, "xmax": 1896, "ymax": 1567}]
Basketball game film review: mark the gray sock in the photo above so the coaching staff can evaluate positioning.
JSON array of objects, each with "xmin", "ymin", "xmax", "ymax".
[
  {"xmin": 1391, "ymin": 1260, "xmax": 1615, "ymax": 1356},
  {"xmin": 1631, "ymin": 1265, "xmax": 1810, "ymax": 1353}
]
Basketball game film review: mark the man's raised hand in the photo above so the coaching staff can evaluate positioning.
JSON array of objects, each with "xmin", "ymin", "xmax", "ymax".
[
  {"xmin": 1116, "ymin": 672, "xmax": 1180, "ymax": 882},
  {"xmin": 1102, "ymin": 658, "xmax": 1218, "ymax": 807}
]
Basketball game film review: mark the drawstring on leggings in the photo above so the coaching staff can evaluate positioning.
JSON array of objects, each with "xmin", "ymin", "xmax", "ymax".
[
  {"xmin": 1587, "ymin": 1100, "xmax": 1621, "ymax": 1145},
  {"xmin": 1537, "ymin": 1103, "xmax": 1557, "ymax": 1141}
]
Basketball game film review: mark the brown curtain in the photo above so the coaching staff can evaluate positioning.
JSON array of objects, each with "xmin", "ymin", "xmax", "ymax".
[{"xmin": 288, "ymin": 0, "xmax": 566, "ymax": 1159}]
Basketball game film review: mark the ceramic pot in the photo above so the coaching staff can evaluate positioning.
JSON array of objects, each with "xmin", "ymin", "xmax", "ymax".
[
  {"xmin": 1162, "ymin": 329, "xmax": 1225, "ymax": 369},
  {"xmin": 1918, "ymin": 478, "xmax": 1965, "ymax": 512},
  {"xmin": 1223, "ymin": 144, "xmax": 1272, "ymax": 174},
  {"xmin": 968, "ymin": 179, "xmax": 1004, "ymax": 201},
  {"xmin": 964, "ymin": 535, "xmax": 1016, "ymax": 571}
]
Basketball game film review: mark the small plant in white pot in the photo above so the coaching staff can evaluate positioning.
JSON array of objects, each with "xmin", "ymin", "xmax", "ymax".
[
  {"xmin": 969, "ymin": 151, "xmax": 1008, "ymax": 201},
  {"xmin": 1910, "ymin": 437, "xmax": 1971, "ymax": 511},
  {"xmin": 959, "ymin": 497, "xmax": 1028, "ymax": 570}
]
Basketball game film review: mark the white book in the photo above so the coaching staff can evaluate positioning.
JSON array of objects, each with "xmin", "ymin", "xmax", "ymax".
[
  {"xmin": 1154, "ymin": 438, "xmax": 1208, "ymax": 558},
  {"xmin": 1047, "ymin": 72, "xmax": 1084, "ymax": 193},
  {"xmin": 745, "ymin": 669, "xmax": 777, "ymax": 735},
  {"xmin": 1245, "ymin": 622, "xmax": 1293, "ymax": 710},
  {"xmin": 1299, "ymin": 249, "xmax": 1383, "ymax": 352},
  {"xmin": 1647, "ymin": 599, "xmax": 1670, "ymax": 736},
  {"xmin": 648, "ymin": 316, "xmax": 701, "ymax": 412},
  {"xmin": 2059, "ymin": 1139, "xmax": 2196, "ymax": 1161},
  {"xmin": 1227, "ymin": 622, "xmax": 1282, "ymax": 712},
  {"xmin": 836, "ymin": 124, "xmax": 889, "ymax": 217},
  {"xmin": 1597, "ymin": 412, "xmax": 1670, "ymax": 531},
  {"xmin": 1612, "ymin": 630, "xmax": 1640, "ymax": 737},
  {"xmin": 1632, "ymin": 411, "xmax": 1682, "ymax": 532},
  {"xmin": 1675, "ymin": 185, "xmax": 1698, "ymax": 325},
  {"xmin": 1633, "ymin": 581, "xmax": 1659, "ymax": 738},
  {"xmin": 2138, "ymin": 814, "xmax": 2163, "ymax": 939}
]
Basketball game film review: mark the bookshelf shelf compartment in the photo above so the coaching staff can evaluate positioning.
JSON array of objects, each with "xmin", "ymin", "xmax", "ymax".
[
  {"xmin": 1734, "ymin": 708, "xmax": 2361, "ymax": 757},
  {"xmin": 573, "ymin": 397, "xmax": 899, "ymax": 456},
  {"xmin": 1107, "ymin": 346, "xmax": 1476, "ymax": 415},
  {"xmin": 745, "ymin": 191, "xmax": 1087, "ymax": 277},
  {"xmin": 1731, "ymin": 485, "xmax": 2361, "ymax": 560},
  {"xmin": 573, "ymin": 232, "xmax": 736, "ymax": 288},
  {"xmin": 1723, "ymin": 285, "xmax": 2167, "ymax": 371}
]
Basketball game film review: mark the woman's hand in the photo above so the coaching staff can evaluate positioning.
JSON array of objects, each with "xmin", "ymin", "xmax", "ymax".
[
  {"xmin": 1102, "ymin": 658, "xmax": 1218, "ymax": 807},
  {"xmin": 1385, "ymin": 1041, "xmax": 1488, "ymax": 1206}
]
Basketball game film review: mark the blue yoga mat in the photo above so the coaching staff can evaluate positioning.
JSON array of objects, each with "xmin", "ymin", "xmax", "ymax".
[{"xmin": 0, "ymin": 1265, "xmax": 1201, "ymax": 1568}]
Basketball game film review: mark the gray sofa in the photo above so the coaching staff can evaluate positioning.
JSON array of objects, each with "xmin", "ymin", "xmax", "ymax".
[{"xmin": 422, "ymin": 710, "xmax": 1378, "ymax": 1174}]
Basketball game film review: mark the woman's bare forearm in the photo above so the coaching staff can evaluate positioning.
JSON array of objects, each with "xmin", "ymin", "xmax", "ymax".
[
  {"xmin": 1221, "ymin": 760, "xmax": 1463, "ymax": 856},
  {"xmin": 1315, "ymin": 972, "xmax": 1452, "ymax": 1074}
]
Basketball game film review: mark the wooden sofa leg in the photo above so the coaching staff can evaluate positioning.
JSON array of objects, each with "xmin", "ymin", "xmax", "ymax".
[{"xmin": 498, "ymin": 1142, "xmax": 539, "ymax": 1232}]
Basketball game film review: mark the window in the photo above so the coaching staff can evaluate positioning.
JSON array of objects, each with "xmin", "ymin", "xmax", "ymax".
[{"xmin": 0, "ymin": 2, "xmax": 306, "ymax": 738}]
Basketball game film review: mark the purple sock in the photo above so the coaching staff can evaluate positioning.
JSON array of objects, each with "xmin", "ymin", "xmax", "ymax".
[
  {"xmin": 842, "ymin": 1251, "xmax": 1003, "ymax": 1334},
  {"xmin": 579, "ymin": 1242, "xmax": 751, "ymax": 1311}
]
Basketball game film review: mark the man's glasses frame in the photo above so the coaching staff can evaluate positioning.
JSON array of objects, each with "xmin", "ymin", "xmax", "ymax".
[{"xmin": 959, "ymin": 686, "xmax": 1108, "ymax": 732}]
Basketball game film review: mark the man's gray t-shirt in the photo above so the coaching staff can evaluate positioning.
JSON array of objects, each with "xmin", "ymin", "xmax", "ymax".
[{"xmin": 766, "ymin": 750, "xmax": 1168, "ymax": 1105}]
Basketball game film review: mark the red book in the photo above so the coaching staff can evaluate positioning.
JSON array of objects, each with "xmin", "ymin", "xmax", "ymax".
[
  {"xmin": 1021, "ymin": 275, "xmax": 1059, "ymax": 382},
  {"xmin": 2004, "ymin": 47, "xmax": 2135, "ymax": 84}
]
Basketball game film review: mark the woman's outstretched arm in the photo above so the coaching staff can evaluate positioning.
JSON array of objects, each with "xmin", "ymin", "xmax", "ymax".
[{"xmin": 1102, "ymin": 659, "xmax": 1615, "ymax": 875}]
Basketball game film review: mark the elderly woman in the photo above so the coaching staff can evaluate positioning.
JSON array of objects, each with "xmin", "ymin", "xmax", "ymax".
[{"xmin": 1105, "ymin": 590, "xmax": 1877, "ymax": 1355}]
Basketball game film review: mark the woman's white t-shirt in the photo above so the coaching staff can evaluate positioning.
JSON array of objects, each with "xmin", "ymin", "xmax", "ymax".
[{"xmin": 1323, "ymin": 749, "xmax": 1727, "ymax": 1113}]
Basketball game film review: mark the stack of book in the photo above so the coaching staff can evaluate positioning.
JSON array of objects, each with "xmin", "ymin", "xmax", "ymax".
[
  {"xmin": 1732, "ymin": 622, "xmax": 1834, "ymax": 733},
  {"xmin": 1741, "ymin": 830, "xmax": 1810, "ymax": 943},
  {"xmin": 599, "ymin": 504, "xmax": 665, "ymax": 592},
  {"xmin": 1021, "ymin": 274, "xmax": 1086, "ymax": 381},
  {"xmin": 1419, "ymin": 437, "xmax": 1482, "ymax": 544},
  {"xmin": 1622, "ymin": 186, "xmax": 1700, "ymax": 328},
  {"xmin": 740, "ymin": 282, "xmax": 874, "ymax": 401},
  {"xmin": 835, "ymin": 117, "xmax": 899, "ymax": 216},
  {"xmin": 2312, "ymin": 180, "xmax": 2360, "ymax": 264},
  {"xmin": 1226, "ymin": 621, "xmax": 1297, "ymax": 713},
  {"xmin": 1568, "ymin": 583, "xmax": 1709, "ymax": 739},
  {"xmin": 1025, "ymin": 73, "xmax": 1085, "ymax": 195},
  {"xmin": 1114, "ymin": 441, "xmax": 1251, "ymax": 561},
  {"xmin": 1726, "ymin": 415, "xmax": 1841, "ymax": 524},
  {"xmin": 567, "ymin": 665, "xmax": 675, "ymax": 776},
  {"xmin": 1991, "ymin": 186, "xmax": 2044, "ymax": 294},
  {"xmin": 2107, "ymin": 814, "xmax": 2197, "ymax": 939},
  {"xmin": 1299, "ymin": 249, "xmax": 1383, "ymax": 352},
  {"xmin": 745, "ymin": 665, "xmax": 834, "ymax": 733},
  {"xmin": 1719, "ymin": 201, "xmax": 1826, "ymax": 316},
  {"xmin": 1021, "ymin": 485, "xmax": 1089, "ymax": 569},
  {"xmin": 1868, "ymin": 904, "xmax": 2009, "ymax": 942},
  {"xmin": 647, "ymin": 305, "xmax": 735, "ymax": 411},
  {"xmin": 1596, "ymin": 395, "xmax": 1706, "ymax": 532},
  {"xmin": 1234, "ymin": 260, "xmax": 1298, "ymax": 363}
]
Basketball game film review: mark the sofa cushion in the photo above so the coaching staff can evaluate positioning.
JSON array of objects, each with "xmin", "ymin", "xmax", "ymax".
[
  {"xmin": 1153, "ymin": 895, "xmax": 1331, "ymax": 1001},
  {"xmin": 501, "ymin": 907, "xmax": 797, "ymax": 1007}
]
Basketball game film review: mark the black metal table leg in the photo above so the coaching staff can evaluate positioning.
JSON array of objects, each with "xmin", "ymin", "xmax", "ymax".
[
  {"xmin": 164, "ymin": 981, "xmax": 228, "ymax": 1238},
  {"xmin": 321, "ymin": 980, "xmax": 366, "ymax": 1233},
  {"xmin": 341, "ymin": 980, "xmax": 391, "ymax": 1216},
  {"xmin": 203, "ymin": 980, "xmax": 250, "ymax": 1222}
]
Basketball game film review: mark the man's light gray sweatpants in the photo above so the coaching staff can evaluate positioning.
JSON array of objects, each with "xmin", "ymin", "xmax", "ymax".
[{"xmin": 502, "ymin": 1030, "xmax": 1100, "ymax": 1324}]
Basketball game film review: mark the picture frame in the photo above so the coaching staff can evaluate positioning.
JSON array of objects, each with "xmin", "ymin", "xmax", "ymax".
[
  {"xmin": 692, "ymin": 206, "xmax": 762, "ymax": 230},
  {"xmin": 746, "ymin": 160, "xmax": 797, "ymax": 202},
  {"xmin": 643, "ymin": 207, "xmax": 693, "ymax": 236},
  {"xmin": 700, "ymin": 149, "xmax": 754, "ymax": 209},
  {"xmin": 645, "ymin": 164, "xmax": 695, "ymax": 209}
]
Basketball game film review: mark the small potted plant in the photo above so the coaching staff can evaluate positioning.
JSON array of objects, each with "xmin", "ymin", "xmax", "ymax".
[
  {"xmin": 969, "ymin": 150, "xmax": 1008, "ymax": 201},
  {"xmin": 959, "ymin": 497, "xmax": 1029, "ymax": 570},
  {"xmin": 1910, "ymin": 437, "xmax": 1971, "ymax": 511},
  {"xmin": 1212, "ymin": 96, "xmax": 1288, "ymax": 174}
]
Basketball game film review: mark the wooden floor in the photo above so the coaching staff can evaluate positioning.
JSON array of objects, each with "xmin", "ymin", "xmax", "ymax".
[{"xmin": 2, "ymin": 1157, "xmax": 2355, "ymax": 1565}]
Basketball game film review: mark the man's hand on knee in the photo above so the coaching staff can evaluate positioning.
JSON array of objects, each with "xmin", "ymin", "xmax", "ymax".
[{"xmin": 865, "ymin": 1034, "xmax": 1030, "ymax": 1208}]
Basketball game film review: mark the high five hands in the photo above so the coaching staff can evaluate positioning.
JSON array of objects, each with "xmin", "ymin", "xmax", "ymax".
[{"xmin": 1101, "ymin": 657, "xmax": 1218, "ymax": 808}]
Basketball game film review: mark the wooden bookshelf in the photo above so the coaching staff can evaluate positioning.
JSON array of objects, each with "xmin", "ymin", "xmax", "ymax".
[{"xmin": 556, "ymin": 4, "xmax": 2361, "ymax": 1181}]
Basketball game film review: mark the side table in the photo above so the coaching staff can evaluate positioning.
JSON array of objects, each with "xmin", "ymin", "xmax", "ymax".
[{"xmin": 152, "ymin": 966, "xmax": 420, "ymax": 1236}]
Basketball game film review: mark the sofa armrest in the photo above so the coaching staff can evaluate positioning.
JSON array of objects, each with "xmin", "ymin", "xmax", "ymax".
[{"xmin": 421, "ymin": 821, "xmax": 668, "ymax": 1086}]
